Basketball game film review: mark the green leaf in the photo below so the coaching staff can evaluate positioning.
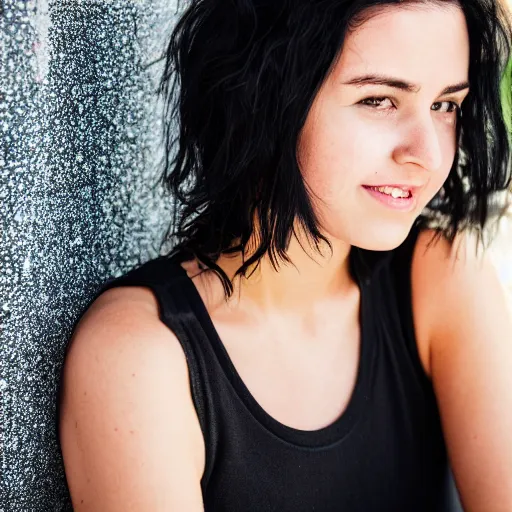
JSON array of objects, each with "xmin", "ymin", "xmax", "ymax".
[{"xmin": 501, "ymin": 57, "xmax": 512, "ymax": 136}]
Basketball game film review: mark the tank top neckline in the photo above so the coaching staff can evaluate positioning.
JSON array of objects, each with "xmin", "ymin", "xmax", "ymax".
[{"xmin": 171, "ymin": 252, "xmax": 377, "ymax": 448}]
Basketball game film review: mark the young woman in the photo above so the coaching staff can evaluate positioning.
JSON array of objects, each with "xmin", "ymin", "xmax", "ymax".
[{"xmin": 58, "ymin": 0, "xmax": 512, "ymax": 510}]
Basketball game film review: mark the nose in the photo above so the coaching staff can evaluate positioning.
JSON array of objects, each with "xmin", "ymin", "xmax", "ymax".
[{"xmin": 392, "ymin": 113, "xmax": 445, "ymax": 172}]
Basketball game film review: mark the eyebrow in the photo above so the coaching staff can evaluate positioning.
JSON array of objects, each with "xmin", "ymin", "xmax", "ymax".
[{"xmin": 342, "ymin": 74, "xmax": 470, "ymax": 95}]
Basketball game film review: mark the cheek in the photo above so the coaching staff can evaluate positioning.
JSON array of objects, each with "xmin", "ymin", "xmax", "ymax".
[
  {"xmin": 298, "ymin": 107, "xmax": 459, "ymax": 211},
  {"xmin": 297, "ymin": 116, "xmax": 378, "ymax": 204}
]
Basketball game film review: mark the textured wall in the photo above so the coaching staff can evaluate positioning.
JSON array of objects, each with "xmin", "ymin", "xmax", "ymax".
[
  {"xmin": 1, "ymin": 0, "xmax": 177, "ymax": 508},
  {"xmin": 0, "ymin": 0, "xmax": 510, "ymax": 510}
]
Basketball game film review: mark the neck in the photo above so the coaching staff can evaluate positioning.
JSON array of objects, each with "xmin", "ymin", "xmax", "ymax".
[{"xmin": 216, "ymin": 220, "xmax": 355, "ymax": 315}]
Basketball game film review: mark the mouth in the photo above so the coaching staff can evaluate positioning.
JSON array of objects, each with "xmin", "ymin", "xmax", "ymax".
[{"xmin": 361, "ymin": 184, "xmax": 418, "ymax": 212}]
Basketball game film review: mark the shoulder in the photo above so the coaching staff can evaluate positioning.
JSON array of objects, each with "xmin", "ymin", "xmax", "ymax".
[
  {"xmin": 411, "ymin": 226, "xmax": 499, "ymax": 314},
  {"xmin": 61, "ymin": 284, "xmax": 202, "ymax": 442},
  {"xmin": 70, "ymin": 284, "xmax": 185, "ymax": 363},
  {"xmin": 59, "ymin": 285, "xmax": 205, "ymax": 509},
  {"xmin": 410, "ymin": 226, "xmax": 506, "ymax": 377},
  {"xmin": 410, "ymin": 227, "xmax": 512, "ymax": 509}
]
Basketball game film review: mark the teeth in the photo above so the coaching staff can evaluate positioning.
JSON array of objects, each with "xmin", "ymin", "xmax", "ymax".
[{"xmin": 373, "ymin": 186, "xmax": 410, "ymax": 198}]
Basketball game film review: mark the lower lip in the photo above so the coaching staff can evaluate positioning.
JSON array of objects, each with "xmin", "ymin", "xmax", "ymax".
[{"xmin": 362, "ymin": 186, "xmax": 416, "ymax": 212}]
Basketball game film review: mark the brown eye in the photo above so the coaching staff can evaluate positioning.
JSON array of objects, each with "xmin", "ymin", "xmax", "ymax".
[
  {"xmin": 431, "ymin": 101, "xmax": 461, "ymax": 114},
  {"xmin": 359, "ymin": 97, "xmax": 394, "ymax": 109}
]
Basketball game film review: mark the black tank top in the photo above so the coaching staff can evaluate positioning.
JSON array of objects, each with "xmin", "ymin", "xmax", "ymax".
[{"xmin": 96, "ymin": 223, "xmax": 458, "ymax": 511}]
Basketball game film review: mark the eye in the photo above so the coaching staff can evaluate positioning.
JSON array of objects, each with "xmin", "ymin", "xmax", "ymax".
[
  {"xmin": 359, "ymin": 97, "xmax": 462, "ymax": 116},
  {"xmin": 359, "ymin": 97, "xmax": 394, "ymax": 110},
  {"xmin": 431, "ymin": 101, "xmax": 461, "ymax": 114}
]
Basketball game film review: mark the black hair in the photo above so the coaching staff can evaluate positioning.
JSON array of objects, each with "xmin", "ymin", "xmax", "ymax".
[{"xmin": 158, "ymin": 0, "xmax": 512, "ymax": 297}]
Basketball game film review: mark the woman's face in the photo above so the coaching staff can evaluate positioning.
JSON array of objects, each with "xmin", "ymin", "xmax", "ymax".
[{"xmin": 297, "ymin": 4, "xmax": 470, "ymax": 251}]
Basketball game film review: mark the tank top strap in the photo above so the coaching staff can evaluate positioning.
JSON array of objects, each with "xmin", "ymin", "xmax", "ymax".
[
  {"xmin": 379, "ymin": 221, "xmax": 433, "ymax": 389},
  {"xmin": 389, "ymin": 222, "xmax": 427, "ymax": 368}
]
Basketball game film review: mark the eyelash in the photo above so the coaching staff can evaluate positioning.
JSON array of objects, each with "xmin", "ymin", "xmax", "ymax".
[{"xmin": 359, "ymin": 97, "xmax": 462, "ymax": 115}]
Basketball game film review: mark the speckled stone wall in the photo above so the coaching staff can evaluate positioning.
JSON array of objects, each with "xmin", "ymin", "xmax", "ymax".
[{"xmin": 1, "ymin": 1, "xmax": 177, "ymax": 509}]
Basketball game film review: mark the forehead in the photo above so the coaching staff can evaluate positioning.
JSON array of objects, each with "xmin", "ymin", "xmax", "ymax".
[{"xmin": 331, "ymin": 5, "xmax": 470, "ymax": 90}]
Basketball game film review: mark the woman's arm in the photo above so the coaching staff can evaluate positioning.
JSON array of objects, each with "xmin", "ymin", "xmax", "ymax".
[
  {"xmin": 413, "ymin": 228, "xmax": 512, "ymax": 512},
  {"xmin": 59, "ymin": 287, "xmax": 205, "ymax": 511}
]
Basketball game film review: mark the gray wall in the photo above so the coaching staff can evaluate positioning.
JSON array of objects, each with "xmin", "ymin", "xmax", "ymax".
[{"xmin": 1, "ymin": 1, "xmax": 176, "ymax": 508}]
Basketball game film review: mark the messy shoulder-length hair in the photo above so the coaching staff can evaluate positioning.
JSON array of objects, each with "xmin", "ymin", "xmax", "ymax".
[{"xmin": 158, "ymin": 0, "xmax": 512, "ymax": 297}]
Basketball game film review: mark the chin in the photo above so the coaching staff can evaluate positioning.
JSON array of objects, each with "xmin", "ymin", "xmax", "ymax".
[
  {"xmin": 361, "ymin": 222, "xmax": 412, "ymax": 251},
  {"xmin": 356, "ymin": 221, "xmax": 415, "ymax": 251}
]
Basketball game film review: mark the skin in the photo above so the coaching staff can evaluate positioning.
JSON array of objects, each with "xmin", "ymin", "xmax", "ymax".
[{"xmin": 59, "ymin": 3, "xmax": 512, "ymax": 511}]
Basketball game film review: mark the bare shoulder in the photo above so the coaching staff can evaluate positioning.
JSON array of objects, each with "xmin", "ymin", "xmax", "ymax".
[
  {"xmin": 66, "ymin": 286, "xmax": 191, "ymax": 390},
  {"xmin": 411, "ymin": 226, "xmax": 496, "ymax": 303},
  {"xmin": 411, "ymin": 227, "xmax": 512, "ymax": 510},
  {"xmin": 59, "ymin": 285, "xmax": 205, "ymax": 511},
  {"xmin": 410, "ymin": 226, "xmax": 503, "ymax": 378}
]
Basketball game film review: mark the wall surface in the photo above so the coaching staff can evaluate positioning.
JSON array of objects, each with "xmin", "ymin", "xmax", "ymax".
[{"xmin": 1, "ymin": 1, "xmax": 177, "ymax": 508}]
